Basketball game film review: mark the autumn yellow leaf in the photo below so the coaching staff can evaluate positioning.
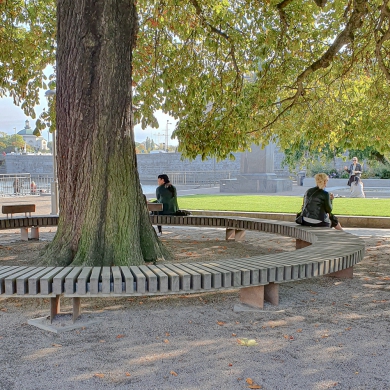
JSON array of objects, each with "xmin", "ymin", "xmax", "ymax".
[
  {"xmin": 94, "ymin": 373, "xmax": 104, "ymax": 378},
  {"xmin": 52, "ymin": 343, "xmax": 62, "ymax": 347},
  {"xmin": 170, "ymin": 371, "xmax": 178, "ymax": 376},
  {"xmin": 165, "ymin": 332, "xmax": 170, "ymax": 336},
  {"xmin": 164, "ymin": 339, "xmax": 169, "ymax": 344},
  {"xmin": 116, "ymin": 334, "xmax": 125, "ymax": 338},
  {"xmin": 296, "ymin": 329, "xmax": 302, "ymax": 333},
  {"xmin": 246, "ymin": 378, "xmax": 254, "ymax": 385},
  {"xmin": 248, "ymin": 385, "xmax": 262, "ymax": 389},
  {"xmin": 0, "ymin": 308, "xmax": 7, "ymax": 312},
  {"xmin": 125, "ymin": 372, "xmax": 131, "ymax": 377},
  {"xmin": 99, "ymin": 340, "xmax": 106, "ymax": 343},
  {"xmin": 217, "ymin": 321, "xmax": 226, "ymax": 326},
  {"xmin": 232, "ymin": 333, "xmax": 237, "ymax": 337}
]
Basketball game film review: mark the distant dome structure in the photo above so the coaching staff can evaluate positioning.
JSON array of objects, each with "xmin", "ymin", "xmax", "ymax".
[
  {"xmin": 17, "ymin": 120, "xmax": 48, "ymax": 152},
  {"xmin": 17, "ymin": 120, "xmax": 35, "ymax": 136}
]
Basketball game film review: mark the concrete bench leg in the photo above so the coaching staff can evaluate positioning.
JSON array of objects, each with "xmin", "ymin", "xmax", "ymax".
[
  {"xmin": 234, "ymin": 229, "xmax": 246, "ymax": 241},
  {"xmin": 240, "ymin": 285, "xmax": 264, "ymax": 308},
  {"xmin": 226, "ymin": 228, "xmax": 235, "ymax": 240},
  {"xmin": 264, "ymin": 282, "xmax": 279, "ymax": 305},
  {"xmin": 296, "ymin": 239, "xmax": 311, "ymax": 249},
  {"xmin": 31, "ymin": 226, "xmax": 40, "ymax": 240},
  {"xmin": 20, "ymin": 227, "xmax": 29, "ymax": 241},
  {"xmin": 327, "ymin": 267, "xmax": 353, "ymax": 279},
  {"xmin": 50, "ymin": 295, "xmax": 61, "ymax": 323},
  {"xmin": 240, "ymin": 283, "xmax": 279, "ymax": 309},
  {"xmin": 73, "ymin": 297, "xmax": 81, "ymax": 322},
  {"xmin": 226, "ymin": 229, "xmax": 246, "ymax": 241}
]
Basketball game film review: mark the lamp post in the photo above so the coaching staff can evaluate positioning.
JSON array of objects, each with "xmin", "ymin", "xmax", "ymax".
[
  {"xmin": 165, "ymin": 120, "xmax": 171, "ymax": 152},
  {"xmin": 44, "ymin": 89, "xmax": 58, "ymax": 215}
]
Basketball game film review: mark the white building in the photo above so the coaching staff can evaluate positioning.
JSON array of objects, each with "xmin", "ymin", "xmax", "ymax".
[{"xmin": 17, "ymin": 120, "xmax": 48, "ymax": 151}]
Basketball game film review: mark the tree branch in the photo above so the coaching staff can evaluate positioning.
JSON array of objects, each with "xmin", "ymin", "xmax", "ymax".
[
  {"xmin": 189, "ymin": 0, "xmax": 240, "ymax": 76},
  {"xmin": 375, "ymin": 1, "xmax": 390, "ymax": 82}
]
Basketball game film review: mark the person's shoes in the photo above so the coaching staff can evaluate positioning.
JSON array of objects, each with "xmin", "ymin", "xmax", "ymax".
[{"xmin": 157, "ymin": 232, "xmax": 162, "ymax": 237}]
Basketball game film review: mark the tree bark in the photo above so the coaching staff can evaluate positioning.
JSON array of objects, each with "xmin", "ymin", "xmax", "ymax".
[{"xmin": 44, "ymin": 0, "xmax": 169, "ymax": 266}]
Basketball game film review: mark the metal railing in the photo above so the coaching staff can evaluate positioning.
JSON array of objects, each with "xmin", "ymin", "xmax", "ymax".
[
  {"xmin": 166, "ymin": 170, "xmax": 240, "ymax": 186},
  {"xmin": 0, "ymin": 173, "xmax": 52, "ymax": 197}
]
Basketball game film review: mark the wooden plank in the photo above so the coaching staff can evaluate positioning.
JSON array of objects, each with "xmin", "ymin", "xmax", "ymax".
[
  {"xmin": 76, "ymin": 267, "xmax": 93, "ymax": 295},
  {"xmin": 163, "ymin": 264, "xmax": 191, "ymax": 291},
  {"xmin": 155, "ymin": 264, "xmax": 180, "ymax": 292},
  {"xmin": 53, "ymin": 267, "xmax": 73, "ymax": 294},
  {"xmin": 28, "ymin": 267, "xmax": 55, "ymax": 295},
  {"xmin": 200, "ymin": 263, "xmax": 231, "ymax": 288},
  {"xmin": 181, "ymin": 263, "xmax": 212, "ymax": 290},
  {"xmin": 89, "ymin": 267, "xmax": 101, "ymax": 294},
  {"xmin": 120, "ymin": 266, "xmax": 134, "ymax": 293},
  {"xmin": 40, "ymin": 267, "xmax": 65, "ymax": 295},
  {"xmin": 2, "ymin": 204, "xmax": 35, "ymax": 216},
  {"xmin": 101, "ymin": 267, "xmax": 111, "ymax": 294},
  {"xmin": 188, "ymin": 263, "xmax": 221, "ymax": 289},
  {"xmin": 146, "ymin": 265, "xmax": 168, "ymax": 293},
  {"xmin": 171, "ymin": 263, "xmax": 202, "ymax": 290},
  {"xmin": 16, "ymin": 267, "xmax": 45, "ymax": 294},
  {"xmin": 112, "ymin": 266, "xmax": 123, "ymax": 294},
  {"xmin": 139, "ymin": 265, "xmax": 158, "ymax": 293},
  {"xmin": 5, "ymin": 267, "xmax": 36, "ymax": 295},
  {"xmin": 65, "ymin": 267, "xmax": 83, "ymax": 294},
  {"xmin": 130, "ymin": 266, "xmax": 146, "ymax": 293}
]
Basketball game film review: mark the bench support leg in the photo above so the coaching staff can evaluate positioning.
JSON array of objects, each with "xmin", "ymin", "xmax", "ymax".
[
  {"xmin": 20, "ymin": 227, "xmax": 29, "ymax": 241},
  {"xmin": 50, "ymin": 295, "xmax": 61, "ymax": 324},
  {"xmin": 264, "ymin": 282, "xmax": 279, "ymax": 306},
  {"xmin": 226, "ymin": 228, "xmax": 235, "ymax": 240},
  {"xmin": 327, "ymin": 266, "xmax": 353, "ymax": 279},
  {"xmin": 234, "ymin": 229, "xmax": 246, "ymax": 241},
  {"xmin": 226, "ymin": 229, "xmax": 246, "ymax": 241},
  {"xmin": 73, "ymin": 297, "xmax": 81, "ymax": 323},
  {"xmin": 240, "ymin": 286, "xmax": 264, "ymax": 309},
  {"xmin": 296, "ymin": 239, "xmax": 311, "ymax": 249},
  {"xmin": 31, "ymin": 226, "xmax": 40, "ymax": 240}
]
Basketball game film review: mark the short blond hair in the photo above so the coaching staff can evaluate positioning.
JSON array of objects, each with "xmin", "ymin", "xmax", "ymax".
[{"xmin": 314, "ymin": 173, "xmax": 329, "ymax": 189}]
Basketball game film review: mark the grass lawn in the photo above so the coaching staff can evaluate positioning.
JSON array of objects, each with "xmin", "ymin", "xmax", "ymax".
[{"xmin": 177, "ymin": 195, "xmax": 390, "ymax": 217}]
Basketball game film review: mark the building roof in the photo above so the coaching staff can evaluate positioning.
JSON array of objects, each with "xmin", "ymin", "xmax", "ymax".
[{"xmin": 17, "ymin": 120, "xmax": 34, "ymax": 136}]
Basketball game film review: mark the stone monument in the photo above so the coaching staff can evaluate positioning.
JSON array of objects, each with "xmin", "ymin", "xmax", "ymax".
[{"xmin": 220, "ymin": 143, "xmax": 292, "ymax": 193}]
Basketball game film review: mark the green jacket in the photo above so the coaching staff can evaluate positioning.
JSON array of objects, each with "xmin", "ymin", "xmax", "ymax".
[{"xmin": 156, "ymin": 184, "xmax": 179, "ymax": 215}]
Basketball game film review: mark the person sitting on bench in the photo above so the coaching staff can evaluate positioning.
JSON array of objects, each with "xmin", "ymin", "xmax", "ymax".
[{"xmin": 155, "ymin": 174, "xmax": 179, "ymax": 236}]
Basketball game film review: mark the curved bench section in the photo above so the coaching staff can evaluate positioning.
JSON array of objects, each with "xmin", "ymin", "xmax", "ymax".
[{"xmin": 0, "ymin": 215, "xmax": 365, "ymax": 322}]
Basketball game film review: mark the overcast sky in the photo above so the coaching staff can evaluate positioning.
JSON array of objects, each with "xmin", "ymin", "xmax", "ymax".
[{"xmin": 0, "ymin": 95, "xmax": 178, "ymax": 146}]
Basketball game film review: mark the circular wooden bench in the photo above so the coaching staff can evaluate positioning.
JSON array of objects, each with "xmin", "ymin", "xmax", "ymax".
[{"xmin": 0, "ymin": 214, "xmax": 365, "ymax": 323}]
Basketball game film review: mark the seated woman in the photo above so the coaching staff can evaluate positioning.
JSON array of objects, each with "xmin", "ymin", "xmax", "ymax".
[
  {"xmin": 301, "ymin": 173, "xmax": 343, "ymax": 230},
  {"xmin": 155, "ymin": 174, "xmax": 179, "ymax": 235},
  {"xmin": 350, "ymin": 177, "xmax": 365, "ymax": 198}
]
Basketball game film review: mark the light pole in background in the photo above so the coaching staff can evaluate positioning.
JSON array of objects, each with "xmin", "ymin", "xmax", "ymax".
[
  {"xmin": 44, "ymin": 89, "xmax": 58, "ymax": 215},
  {"xmin": 165, "ymin": 120, "xmax": 171, "ymax": 152}
]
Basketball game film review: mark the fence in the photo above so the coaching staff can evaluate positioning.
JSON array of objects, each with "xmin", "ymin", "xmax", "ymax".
[
  {"xmin": 0, "ymin": 174, "xmax": 52, "ymax": 198},
  {"xmin": 166, "ymin": 170, "xmax": 240, "ymax": 186}
]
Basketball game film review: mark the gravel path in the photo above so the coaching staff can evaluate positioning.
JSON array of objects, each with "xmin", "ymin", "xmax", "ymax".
[{"xmin": 1, "ymin": 226, "xmax": 389, "ymax": 390}]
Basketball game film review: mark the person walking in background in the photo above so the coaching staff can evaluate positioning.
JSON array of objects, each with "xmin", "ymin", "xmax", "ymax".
[
  {"xmin": 155, "ymin": 174, "xmax": 179, "ymax": 236},
  {"xmin": 300, "ymin": 173, "xmax": 343, "ymax": 230},
  {"xmin": 350, "ymin": 176, "xmax": 365, "ymax": 198},
  {"xmin": 30, "ymin": 181, "xmax": 37, "ymax": 194},
  {"xmin": 344, "ymin": 157, "xmax": 362, "ymax": 186}
]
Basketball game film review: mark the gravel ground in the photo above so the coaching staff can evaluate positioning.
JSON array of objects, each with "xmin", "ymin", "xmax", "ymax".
[{"xmin": 1, "ymin": 226, "xmax": 390, "ymax": 390}]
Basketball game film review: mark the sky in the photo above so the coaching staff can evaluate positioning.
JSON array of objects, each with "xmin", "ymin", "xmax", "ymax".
[{"xmin": 0, "ymin": 94, "xmax": 178, "ymax": 146}]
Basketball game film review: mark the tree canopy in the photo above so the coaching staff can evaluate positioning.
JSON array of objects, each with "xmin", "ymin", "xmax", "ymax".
[{"xmin": 1, "ymin": 0, "xmax": 389, "ymax": 160}]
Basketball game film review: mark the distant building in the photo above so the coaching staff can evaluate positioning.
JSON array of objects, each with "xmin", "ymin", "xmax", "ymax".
[{"xmin": 17, "ymin": 120, "xmax": 48, "ymax": 151}]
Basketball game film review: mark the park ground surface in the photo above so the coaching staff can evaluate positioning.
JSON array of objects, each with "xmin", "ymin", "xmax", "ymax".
[{"xmin": 0, "ymin": 192, "xmax": 389, "ymax": 389}]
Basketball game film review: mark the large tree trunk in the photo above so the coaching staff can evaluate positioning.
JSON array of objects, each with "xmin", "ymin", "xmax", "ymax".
[{"xmin": 44, "ymin": 0, "xmax": 168, "ymax": 266}]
